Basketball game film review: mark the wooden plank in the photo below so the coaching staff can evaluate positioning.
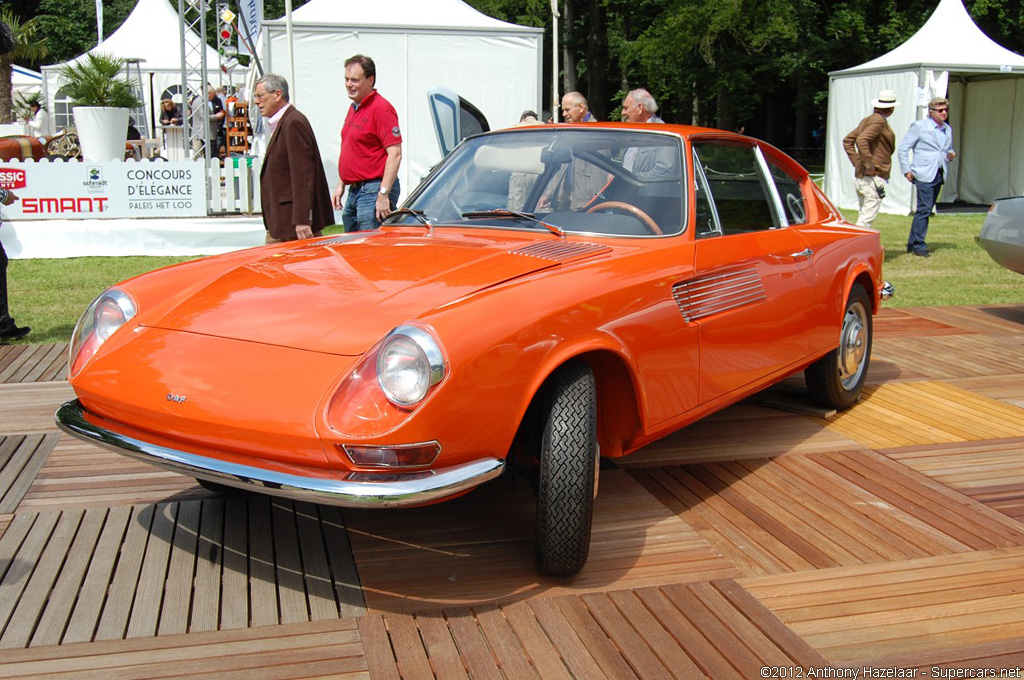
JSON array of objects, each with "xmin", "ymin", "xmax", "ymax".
[
  {"xmin": 358, "ymin": 613, "xmax": 400, "ymax": 680},
  {"xmin": 63, "ymin": 505, "xmax": 132, "ymax": 644},
  {"xmin": 444, "ymin": 607, "xmax": 505, "ymax": 680},
  {"xmin": 580, "ymin": 591, "xmax": 673, "ymax": 678},
  {"xmin": 30, "ymin": 507, "xmax": 106, "ymax": 647},
  {"xmin": 0, "ymin": 512, "xmax": 59, "ymax": 640},
  {"xmin": 271, "ymin": 498, "xmax": 310, "ymax": 625},
  {"xmin": 382, "ymin": 613, "xmax": 434, "ymax": 680},
  {"xmin": 530, "ymin": 597, "xmax": 609, "ymax": 680},
  {"xmin": 219, "ymin": 496, "xmax": 249, "ymax": 630},
  {"xmin": 293, "ymin": 501, "xmax": 339, "ymax": 621},
  {"xmin": 248, "ymin": 496, "xmax": 279, "ymax": 627},
  {"xmin": 1, "ymin": 509, "xmax": 83, "ymax": 649},
  {"xmin": 501, "ymin": 601, "xmax": 574, "ymax": 680},
  {"xmin": 0, "ymin": 434, "xmax": 58, "ymax": 514},
  {"xmin": 473, "ymin": 607, "xmax": 540, "ymax": 680},
  {"xmin": 321, "ymin": 506, "xmax": 366, "ymax": 618},
  {"xmin": 158, "ymin": 500, "xmax": 201, "ymax": 636},
  {"xmin": 412, "ymin": 611, "xmax": 470, "ymax": 680},
  {"xmin": 95, "ymin": 504, "xmax": 156, "ymax": 641},
  {"xmin": 126, "ymin": 502, "xmax": 177, "ymax": 638},
  {"xmin": 190, "ymin": 498, "xmax": 224, "ymax": 633},
  {"xmin": 633, "ymin": 585, "xmax": 741, "ymax": 679}
]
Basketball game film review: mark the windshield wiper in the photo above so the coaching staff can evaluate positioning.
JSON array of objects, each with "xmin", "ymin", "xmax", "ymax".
[
  {"xmin": 383, "ymin": 208, "xmax": 432, "ymax": 228},
  {"xmin": 460, "ymin": 210, "xmax": 565, "ymax": 237}
]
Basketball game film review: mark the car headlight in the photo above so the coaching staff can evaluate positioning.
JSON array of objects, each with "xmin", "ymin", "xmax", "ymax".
[
  {"xmin": 377, "ymin": 325, "xmax": 446, "ymax": 406},
  {"xmin": 69, "ymin": 288, "xmax": 137, "ymax": 377}
]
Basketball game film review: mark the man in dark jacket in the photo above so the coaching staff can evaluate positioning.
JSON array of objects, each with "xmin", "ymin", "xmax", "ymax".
[{"xmin": 254, "ymin": 74, "xmax": 334, "ymax": 243}]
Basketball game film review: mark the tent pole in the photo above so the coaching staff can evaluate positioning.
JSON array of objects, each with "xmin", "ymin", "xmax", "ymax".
[
  {"xmin": 550, "ymin": 0, "xmax": 560, "ymax": 122},
  {"xmin": 285, "ymin": 0, "xmax": 295, "ymax": 106}
]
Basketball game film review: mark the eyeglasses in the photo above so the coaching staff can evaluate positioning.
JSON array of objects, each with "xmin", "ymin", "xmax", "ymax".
[
  {"xmin": 254, "ymin": 91, "xmax": 278, "ymax": 102},
  {"xmin": 931, "ymin": 108, "xmax": 948, "ymax": 113}
]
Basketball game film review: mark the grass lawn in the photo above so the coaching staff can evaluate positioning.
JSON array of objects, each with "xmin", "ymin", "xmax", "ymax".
[{"xmin": 3, "ymin": 214, "xmax": 1019, "ymax": 346}]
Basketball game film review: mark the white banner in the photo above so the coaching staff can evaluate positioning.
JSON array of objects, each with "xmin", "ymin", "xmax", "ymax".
[
  {"xmin": 237, "ymin": 0, "xmax": 263, "ymax": 58},
  {"xmin": 0, "ymin": 160, "xmax": 207, "ymax": 220}
]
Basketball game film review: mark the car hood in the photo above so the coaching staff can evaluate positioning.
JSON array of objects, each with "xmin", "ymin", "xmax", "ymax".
[{"xmin": 146, "ymin": 230, "xmax": 610, "ymax": 354}]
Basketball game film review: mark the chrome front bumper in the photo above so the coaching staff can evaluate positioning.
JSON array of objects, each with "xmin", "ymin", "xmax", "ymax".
[{"xmin": 55, "ymin": 399, "xmax": 505, "ymax": 508}]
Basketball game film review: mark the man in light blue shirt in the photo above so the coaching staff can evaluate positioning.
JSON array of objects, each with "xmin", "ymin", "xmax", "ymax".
[{"xmin": 898, "ymin": 97, "xmax": 956, "ymax": 258}]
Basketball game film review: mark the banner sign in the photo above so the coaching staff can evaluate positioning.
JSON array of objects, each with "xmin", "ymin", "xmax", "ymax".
[
  {"xmin": 0, "ymin": 160, "xmax": 208, "ymax": 220},
  {"xmin": 237, "ymin": 0, "xmax": 263, "ymax": 58}
]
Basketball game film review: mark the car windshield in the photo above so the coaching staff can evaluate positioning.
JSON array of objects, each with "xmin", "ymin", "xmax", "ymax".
[{"xmin": 393, "ymin": 128, "xmax": 686, "ymax": 237}]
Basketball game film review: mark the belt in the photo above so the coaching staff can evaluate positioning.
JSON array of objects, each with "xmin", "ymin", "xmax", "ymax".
[{"xmin": 348, "ymin": 177, "xmax": 383, "ymax": 190}]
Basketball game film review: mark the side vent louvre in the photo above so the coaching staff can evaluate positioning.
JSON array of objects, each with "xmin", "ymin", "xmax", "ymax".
[
  {"xmin": 673, "ymin": 268, "xmax": 766, "ymax": 322},
  {"xmin": 511, "ymin": 241, "xmax": 610, "ymax": 262}
]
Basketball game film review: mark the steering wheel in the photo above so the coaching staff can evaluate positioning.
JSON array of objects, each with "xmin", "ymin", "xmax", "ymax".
[
  {"xmin": 586, "ymin": 201, "xmax": 662, "ymax": 235},
  {"xmin": 786, "ymin": 193, "xmax": 806, "ymax": 224}
]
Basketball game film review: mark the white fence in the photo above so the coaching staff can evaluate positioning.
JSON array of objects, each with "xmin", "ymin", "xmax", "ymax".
[{"xmin": 207, "ymin": 157, "xmax": 263, "ymax": 215}]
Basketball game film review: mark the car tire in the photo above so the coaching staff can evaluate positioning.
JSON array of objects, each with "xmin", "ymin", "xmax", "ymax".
[
  {"xmin": 806, "ymin": 283, "xmax": 872, "ymax": 410},
  {"xmin": 535, "ymin": 360, "xmax": 598, "ymax": 577}
]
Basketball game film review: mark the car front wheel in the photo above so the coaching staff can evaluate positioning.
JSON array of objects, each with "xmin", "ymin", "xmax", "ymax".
[
  {"xmin": 535, "ymin": 360, "xmax": 598, "ymax": 576},
  {"xmin": 805, "ymin": 283, "xmax": 872, "ymax": 409}
]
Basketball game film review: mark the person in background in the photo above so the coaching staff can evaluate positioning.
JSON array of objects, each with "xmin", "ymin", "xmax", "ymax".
[
  {"xmin": 25, "ymin": 99, "xmax": 51, "ymax": 139},
  {"xmin": 332, "ymin": 54, "xmax": 403, "ymax": 232},
  {"xmin": 621, "ymin": 89, "xmax": 664, "ymax": 124},
  {"xmin": 0, "ymin": 187, "xmax": 29, "ymax": 341},
  {"xmin": 898, "ymin": 96, "xmax": 956, "ymax": 258},
  {"xmin": 842, "ymin": 88, "xmax": 898, "ymax": 228},
  {"xmin": 518, "ymin": 110, "xmax": 539, "ymax": 125},
  {"xmin": 254, "ymin": 73, "xmax": 334, "ymax": 243},
  {"xmin": 560, "ymin": 92, "xmax": 596, "ymax": 123},
  {"xmin": 160, "ymin": 98, "xmax": 181, "ymax": 126},
  {"xmin": 208, "ymin": 85, "xmax": 226, "ymax": 158}
]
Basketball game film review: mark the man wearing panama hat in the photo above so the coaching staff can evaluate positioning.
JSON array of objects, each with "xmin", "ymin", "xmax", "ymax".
[{"xmin": 842, "ymin": 88, "xmax": 899, "ymax": 228}]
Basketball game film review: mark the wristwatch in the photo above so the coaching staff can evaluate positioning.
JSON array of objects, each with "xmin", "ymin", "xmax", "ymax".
[{"xmin": 378, "ymin": 186, "xmax": 389, "ymax": 196}]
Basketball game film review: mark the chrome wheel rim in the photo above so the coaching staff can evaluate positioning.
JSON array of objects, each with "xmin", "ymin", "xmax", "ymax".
[{"xmin": 839, "ymin": 301, "xmax": 869, "ymax": 390}]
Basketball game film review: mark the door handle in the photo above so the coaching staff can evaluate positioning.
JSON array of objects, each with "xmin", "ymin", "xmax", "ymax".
[{"xmin": 790, "ymin": 248, "xmax": 813, "ymax": 259}]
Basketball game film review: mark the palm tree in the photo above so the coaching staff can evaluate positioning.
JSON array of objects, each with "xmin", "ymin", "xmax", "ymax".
[{"xmin": 0, "ymin": 10, "xmax": 49, "ymax": 124}]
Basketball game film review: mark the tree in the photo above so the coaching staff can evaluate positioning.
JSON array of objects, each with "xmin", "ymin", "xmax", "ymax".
[{"xmin": 0, "ymin": 9, "xmax": 48, "ymax": 123}]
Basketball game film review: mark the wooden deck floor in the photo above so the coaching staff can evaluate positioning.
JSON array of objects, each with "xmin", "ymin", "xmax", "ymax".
[{"xmin": 2, "ymin": 304, "xmax": 1023, "ymax": 677}]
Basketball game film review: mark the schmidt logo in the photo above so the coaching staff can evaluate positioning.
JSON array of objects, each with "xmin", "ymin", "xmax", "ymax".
[{"xmin": 83, "ymin": 166, "xmax": 108, "ymax": 192}]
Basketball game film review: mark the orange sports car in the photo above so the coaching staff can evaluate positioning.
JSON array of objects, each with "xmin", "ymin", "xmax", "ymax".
[{"xmin": 57, "ymin": 124, "xmax": 888, "ymax": 576}]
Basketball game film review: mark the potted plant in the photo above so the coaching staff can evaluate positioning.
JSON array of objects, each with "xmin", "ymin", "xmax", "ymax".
[{"xmin": 58, "ymin": 52, "xmax": 141, "ymax": 161}]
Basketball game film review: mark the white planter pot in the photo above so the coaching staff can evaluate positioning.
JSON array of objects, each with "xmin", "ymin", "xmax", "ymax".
[{"xmin": 73, "ymin": 106, "xmax": 130, "ymax": 161}]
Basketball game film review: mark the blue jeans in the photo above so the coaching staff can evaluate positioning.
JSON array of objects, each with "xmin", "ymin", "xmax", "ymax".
[
  {"xmin": 342, "ymin": 179, "xmax": 401, "ymax": 232},
  {"xmin": 908, "ymin": 169, "xmax": 943, "ymax": 254}
]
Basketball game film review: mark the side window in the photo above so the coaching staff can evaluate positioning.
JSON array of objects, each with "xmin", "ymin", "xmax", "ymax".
[
  {"xmin": 766, "ymin": 157, "xmax": 808, "ymax": 225},
  {"xmin": 692, "ymin": 142, "xmax": 777, "ymax": 234}
]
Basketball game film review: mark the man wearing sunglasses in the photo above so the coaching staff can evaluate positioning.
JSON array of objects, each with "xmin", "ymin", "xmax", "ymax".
[{"xmin": 898, "ymin": 97, "xmax": 956, "ymax": 258}]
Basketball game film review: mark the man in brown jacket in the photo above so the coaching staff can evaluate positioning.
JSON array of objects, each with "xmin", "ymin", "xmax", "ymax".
[
  {"xmin": 842, "ymin": 88, "xmax": 898, "ymax": 228},
  {"xmin": 255, "ymin": 74, "xmax": 334, "ymax": 242}
]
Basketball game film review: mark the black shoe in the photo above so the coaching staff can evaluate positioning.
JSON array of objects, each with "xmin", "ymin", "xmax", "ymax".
[
  {"xmin": 912, "ymin": 250, "xmax": 930, "ymax": 258},
  {"xmin": 0, "ymin": 324, "xmax": 30, "ymax": 340}
]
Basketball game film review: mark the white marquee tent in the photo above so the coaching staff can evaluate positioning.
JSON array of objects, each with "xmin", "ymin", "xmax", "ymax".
[
  {"xmin": 824, "ymin": 0, "xmax": 1024, "ymax": 215},
  {"xmin": 261, "ymin": 0, "xmax": 543, "ymax": 202},
  {"xmin": 41, "ymin": 0, "xmax": 238, "ymax": 137}
]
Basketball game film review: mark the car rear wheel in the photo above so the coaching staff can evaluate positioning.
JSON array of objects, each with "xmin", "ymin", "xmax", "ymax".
[
  {"xmin": 535, "ymin": 361, "xmax": 598, "ymax": 576},
  {"xmin": 805, "ymin": 284, "xmax": 872, "ymax": 409}
]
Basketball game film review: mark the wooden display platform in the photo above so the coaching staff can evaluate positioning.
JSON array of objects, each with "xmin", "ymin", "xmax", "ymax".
[{"xmin": 2, "ymin": 304, "xmax": 1023, "ymax": 676}]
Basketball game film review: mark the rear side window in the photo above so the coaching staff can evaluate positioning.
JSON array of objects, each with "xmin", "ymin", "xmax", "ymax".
[
  {"xmin": 765, "ymin": 157, "xmax": 808, "ymax": 225},
  {"xmin": 692, "ymin": 142, "xmax": 777, "ymax": 234}
]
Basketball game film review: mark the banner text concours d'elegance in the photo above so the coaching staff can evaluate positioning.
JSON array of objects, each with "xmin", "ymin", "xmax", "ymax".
[{"xmin": 0, "ymin": 161, "xmax": 207, "ymax": 220}]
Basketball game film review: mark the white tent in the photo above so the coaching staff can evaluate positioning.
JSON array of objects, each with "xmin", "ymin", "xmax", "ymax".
[
  {"xmin": 13, "ymin": 65, "xmax": 42, "ymax": 101},
  {"xmin": 824, "ymin": 0, "xmax": 1024, "ymax": 215},
  {"xmin": 262, "ymin": 0, "xmax": 543, "ymax": 202},
  {"xmin": 41, "ymin": 0, "xmax": 239, "ymax": 136}
]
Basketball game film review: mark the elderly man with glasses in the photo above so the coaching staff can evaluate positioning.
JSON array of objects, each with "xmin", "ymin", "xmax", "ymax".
[
  {"xmin": 898, "ymin": 97, "xmax": 957, "ymax": 258},
  {"xmin": 254, "ymin": 74, "xmax": 334, "ymax": 243}
]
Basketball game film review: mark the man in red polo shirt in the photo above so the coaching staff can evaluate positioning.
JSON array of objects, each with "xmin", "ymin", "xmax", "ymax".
[{"xmin": 331, "ymin": 54, "xmax": 403, "ymax": 232}]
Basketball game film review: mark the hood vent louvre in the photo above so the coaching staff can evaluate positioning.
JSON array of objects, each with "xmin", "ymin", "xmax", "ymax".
[{"xmin": 511, "ymin": 241, "xmax": 610, "ymax": 262}]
